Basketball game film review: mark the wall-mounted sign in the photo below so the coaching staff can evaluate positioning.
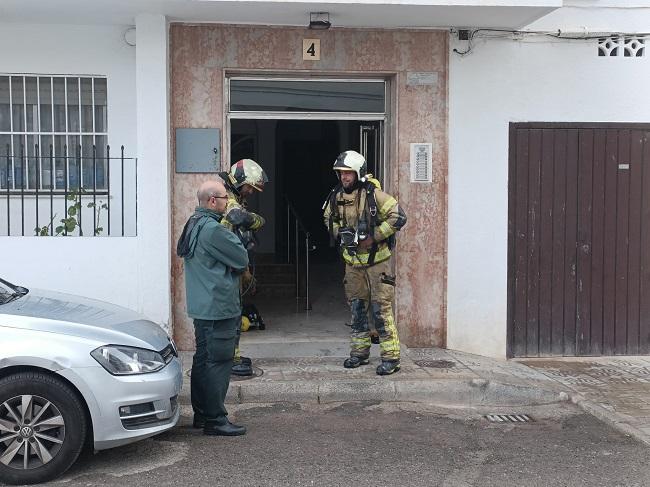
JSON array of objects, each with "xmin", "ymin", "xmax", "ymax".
[
  {"xmin": 303, "ymin": 39, "xmax": 321, "ymax": 61},
  {"xmin": 175, "ymin": 128, "xmax": 220, "ymax": 173},
  {"xmin": 406, "ymin": 72, "xmax": 438, "ymax": 87}
]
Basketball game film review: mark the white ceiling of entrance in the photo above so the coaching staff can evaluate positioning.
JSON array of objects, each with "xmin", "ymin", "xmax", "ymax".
[{"xmin": 1, "ymin": 0, "xmax": 560, "ymax": 29}]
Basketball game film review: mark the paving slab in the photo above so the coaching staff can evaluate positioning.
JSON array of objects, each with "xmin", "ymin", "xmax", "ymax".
[{"xmin": 521, "ymin": 356, "xmax": 650, "ymax": 447}]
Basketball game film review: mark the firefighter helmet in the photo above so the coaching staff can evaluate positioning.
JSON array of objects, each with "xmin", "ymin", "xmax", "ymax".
[
  {"xmin": 229, "ymin": 159, "xmax": 268, "ymax": 192},
  {"xmin": 333, "ymin": 150, "xmax": 367, "ymax": 180}
]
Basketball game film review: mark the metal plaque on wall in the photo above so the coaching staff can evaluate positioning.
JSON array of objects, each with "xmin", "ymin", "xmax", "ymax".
[{"xmin": 175, "ymin": 128, "xmax": 220, "ymax": 173}]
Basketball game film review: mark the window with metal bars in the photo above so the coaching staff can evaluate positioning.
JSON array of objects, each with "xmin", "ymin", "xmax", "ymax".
[{"xmin": 0, "ymin": 74, "xmax": 108, "ymax": 191}]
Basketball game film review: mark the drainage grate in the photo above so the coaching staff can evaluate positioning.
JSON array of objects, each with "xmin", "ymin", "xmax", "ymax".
[
  {"xmin": 414, "ymin": 359, "xmax": 456, "ymax": 369},
  {"xmin": 485, "ymin": 414, "xmax": 534, "ymax": 423}
]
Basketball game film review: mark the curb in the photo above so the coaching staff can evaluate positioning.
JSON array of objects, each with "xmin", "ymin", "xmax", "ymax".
[
  {"xmin": 570, "ymin": 393, "xmax": 650, "ymax": 447},
  {"xmin": 180, "ymin": 378, "xmax": 569, "ymax": 408}
]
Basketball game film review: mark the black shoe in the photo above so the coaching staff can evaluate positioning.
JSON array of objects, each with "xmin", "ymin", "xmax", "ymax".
[
  {"xmin": 240, "ymin": 356, "xmax": 252, "ymax": 366},
  {"xmin": 203, "ymin": 419, "xmax": 246, "ymax": 436},
  {"xmin": 193, "ymin": 414, "xmax": 206, "ymax": 429},
  {"xmin": 343, "ymin": 356, "xmax": 370, "ymax": 369},
  {"xmin": 231, "ymin": 362, "xmax": 254, "ymax": 376},
  {"xmin": 376, "ymin": 360, "xmax": 401, "ymax": 376}
]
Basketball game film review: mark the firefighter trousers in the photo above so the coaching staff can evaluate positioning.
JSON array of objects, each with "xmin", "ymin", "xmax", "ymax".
[
  {"xmin": 343, "ymin": 258, "xmax": 400, "ymax": 361},
  {"xmin": 233, "ymin": 266, "xmax": 255, "ymax": 363}
]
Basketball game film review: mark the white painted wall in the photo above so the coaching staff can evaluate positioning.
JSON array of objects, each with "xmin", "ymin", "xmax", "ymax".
[
  {"xmin": 447, "ymin": 6, "xmax": 650, "ymax": 358},
  {"xmin": 0, "ymin": 22, "xmax": 171, "ymax": 327},
  {"xmin": 134, "ymin": 13, "xmax": 171, "ymax": 329}
]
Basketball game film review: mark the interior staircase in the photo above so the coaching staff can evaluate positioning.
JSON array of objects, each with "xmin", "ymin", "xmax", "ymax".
[{"xmin": 249, "ymin": 253, "xmax": 295, "ymax": 299}]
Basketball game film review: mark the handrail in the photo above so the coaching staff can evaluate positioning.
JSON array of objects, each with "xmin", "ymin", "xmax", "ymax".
[
  {"xmin": 283, "ymin": 194, "xmax": 314, "ymax": 310},
  {"xmin": 284, "ymin": 195, "xmax": 309, "ymax": 234}
]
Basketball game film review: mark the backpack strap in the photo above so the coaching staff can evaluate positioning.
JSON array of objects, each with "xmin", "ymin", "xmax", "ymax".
[
  {"xmin": 363, "ymin": 181, "xmax": 380, "ymax": 266},
  {"xmin": 323, "ymin": 184, "xmax": 342, "ymax": 246}
]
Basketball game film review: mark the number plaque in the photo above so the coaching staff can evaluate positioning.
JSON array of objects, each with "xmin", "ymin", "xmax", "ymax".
[{"xmin": 303, "ymin": 39, "xmax": 321, "ymax": 61}]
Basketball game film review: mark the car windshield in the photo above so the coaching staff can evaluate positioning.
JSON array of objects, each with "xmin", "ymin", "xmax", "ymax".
[{"xmin": 0, "ymin": 278, "xmax": 29, "ymax": 305}]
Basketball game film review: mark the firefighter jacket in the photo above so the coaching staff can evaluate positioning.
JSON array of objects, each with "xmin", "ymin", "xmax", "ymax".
[
  {"xmin": 323, "ymin": 182, "xmax": 407, "ymax": 266},
  {"xmin": 221, "ymin": 189, "xmax": 265, "ymax": 232}
]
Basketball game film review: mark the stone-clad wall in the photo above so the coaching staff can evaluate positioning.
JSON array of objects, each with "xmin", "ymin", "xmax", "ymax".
[{"xmin": 170, "ymin": 24, "xmax": 447, "ymax": 350}]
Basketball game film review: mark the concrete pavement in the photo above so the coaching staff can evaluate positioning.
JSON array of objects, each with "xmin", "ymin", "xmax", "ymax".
[
  {"xmin": 179, "ymin": 346, "xmax": 650, "ymax": 448},
  {"xmin": 178, "ymin": 347, "xmax": 570, "ymax": 408},
  {"xmin": 521, "ymin": 356, "xmax": 650, "ymax": 447}
]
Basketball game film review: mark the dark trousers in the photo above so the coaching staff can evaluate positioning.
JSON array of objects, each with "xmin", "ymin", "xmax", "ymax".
[{"xmin": 191, "ymin": 317, "xmax": 239, "ymax": 422}]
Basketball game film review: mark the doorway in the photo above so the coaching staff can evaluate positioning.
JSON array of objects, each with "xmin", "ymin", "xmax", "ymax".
[
  {"xmin": 226, "ymin": 76, "xmax": 388, "ymax": 354},
  {"xmin": 231, "ymin": 119, "xmax": 384, "ymax": 345}
]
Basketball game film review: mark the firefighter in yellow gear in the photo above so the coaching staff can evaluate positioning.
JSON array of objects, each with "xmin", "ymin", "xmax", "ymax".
[
  {"xmin": 219, "ymin": 158, "xmax": 268, "ymax": 376},
  {"xmin": 323, "ymin": 150, "xmax": 407, "ymax": 375}
]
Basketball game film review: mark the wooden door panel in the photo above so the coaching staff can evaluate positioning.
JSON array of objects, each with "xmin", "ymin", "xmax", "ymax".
[{"xmin": 508, "ymin": 124, "xmax": 650, "ymax": 357}]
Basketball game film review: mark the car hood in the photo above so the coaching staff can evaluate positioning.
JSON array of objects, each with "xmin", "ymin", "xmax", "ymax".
[{"xmin": 0, "ymin": 289, "xmax": 171, "ymax": 351}]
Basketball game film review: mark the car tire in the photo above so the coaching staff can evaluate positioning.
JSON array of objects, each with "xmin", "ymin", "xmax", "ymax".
[{"xmin": 0, "ymin": 371, "xmax": 88, "ymax": 485}]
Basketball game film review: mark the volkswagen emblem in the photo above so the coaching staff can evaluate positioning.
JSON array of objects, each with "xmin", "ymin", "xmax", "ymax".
[{"xmin": 20, "ymin": 426, "xmax": 33, "ymax": 438}]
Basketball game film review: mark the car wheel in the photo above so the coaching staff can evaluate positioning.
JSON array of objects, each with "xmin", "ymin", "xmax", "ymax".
[{"xmin": 0, "ymin": 372, "xmax": 87, "ymax": 485}]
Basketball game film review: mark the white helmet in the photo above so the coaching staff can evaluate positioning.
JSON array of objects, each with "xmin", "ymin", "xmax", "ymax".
[
  {"xmin": 333, "ymin": 150, "xmax": 367, "ymax": 180},
  {"xmin": 229, "ymin": 159, "xmax": 268, "ymax": 192}
]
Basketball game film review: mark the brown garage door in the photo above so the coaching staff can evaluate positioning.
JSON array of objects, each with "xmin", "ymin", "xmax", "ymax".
[{"xmin": 508, "ymin": 123, "xmax": 650, "ymax": 357}]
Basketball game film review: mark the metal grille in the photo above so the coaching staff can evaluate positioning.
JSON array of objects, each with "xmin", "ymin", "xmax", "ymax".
[
  {"xmin": 0, "ymin": 74, "xmax": 108, "ymax": 191},
  {"xmin": 485, "ymin": 414, "xmax": 534, "ymax": 423},
  {"xmin": 2, "ymin": 145, "xmax": 137, "ymax": 236},
  {"xmin": 414, "ymin": 359, "xmax": 455, "ymax": 369}
]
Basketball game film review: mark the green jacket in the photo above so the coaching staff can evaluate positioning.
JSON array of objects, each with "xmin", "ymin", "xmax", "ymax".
[{"xmin": 182, "ymin": 207, "xmax": 249, "ymax": 320}]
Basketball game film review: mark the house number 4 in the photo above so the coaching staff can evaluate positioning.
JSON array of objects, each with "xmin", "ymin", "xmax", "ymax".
[{"xmin": 303, "ymin": 39, "xmax": 321, "ymax": 61}]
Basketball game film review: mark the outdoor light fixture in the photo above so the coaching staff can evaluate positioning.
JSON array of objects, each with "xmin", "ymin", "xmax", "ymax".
[{"xmin": 309, "ymin": 12, "xmax": 331, "ymax": 30}]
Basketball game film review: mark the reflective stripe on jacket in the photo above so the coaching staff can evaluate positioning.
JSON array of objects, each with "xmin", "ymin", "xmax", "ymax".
[{"xmin": 323, "ymin": 186, "xmax": 406, "ymax": 266}]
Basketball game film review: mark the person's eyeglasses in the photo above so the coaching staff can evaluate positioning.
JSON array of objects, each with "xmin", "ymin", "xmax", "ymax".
[{"xmin": 210, "ymin": 194, "xmax": 229, "ymax": 200}]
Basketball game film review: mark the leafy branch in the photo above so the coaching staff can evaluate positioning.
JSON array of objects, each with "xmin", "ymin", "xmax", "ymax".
[{"xmin": 34, "ymin": 188, "xmax": 108, "ymax": 236}]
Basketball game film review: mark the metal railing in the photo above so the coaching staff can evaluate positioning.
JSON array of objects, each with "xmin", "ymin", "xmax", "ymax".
[
  {"xmin": 1, "ymin": 144, "xmax": 137, "ymax": 237},
  {"xmin": 284, "ymin": 195, "xmax": 315, "ymax": 310}
]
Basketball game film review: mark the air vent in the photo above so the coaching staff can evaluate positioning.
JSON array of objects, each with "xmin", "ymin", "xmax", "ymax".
[
  {"xmin": 599, "ymin": 36, "xmax": 645, "ymax": 57},
  {"xmin": 410, "ymin": 143, "xmax": 432, "ymax": 183},
  {"xmin": 485, "ymin": 414, "xmax": 534, "ymax": 423}
]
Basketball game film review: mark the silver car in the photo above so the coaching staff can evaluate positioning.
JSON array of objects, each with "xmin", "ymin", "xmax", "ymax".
[{"xmin": 0, "ymin": 278, "xmax": 183, "ymax": 485}]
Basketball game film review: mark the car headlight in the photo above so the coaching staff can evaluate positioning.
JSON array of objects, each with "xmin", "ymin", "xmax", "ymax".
[{"xmin": 91, "ymin": 345, "xmax": 166, "ymax": 375}]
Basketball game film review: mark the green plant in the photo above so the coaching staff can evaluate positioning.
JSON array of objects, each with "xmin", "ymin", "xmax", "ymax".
[
  {"xmin": 34, "ymin": 214, "xmax": 58, "ymax": 236},
  {"xmin": 34, "ymin": 188, "xmax": 108, "ymax": 236}
]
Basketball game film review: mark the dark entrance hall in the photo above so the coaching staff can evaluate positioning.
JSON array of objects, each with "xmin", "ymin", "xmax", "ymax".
[{"xmin": 230, "ymin": 118, "xmax": 384, "ymax": 352}]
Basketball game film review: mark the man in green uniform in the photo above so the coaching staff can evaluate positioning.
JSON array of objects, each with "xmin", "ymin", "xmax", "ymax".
[
  {"xmin": 218, "ymin": 159, "xmax": 268, "ymax": 377},
  {"xmin": 177, "ymin": 179, "xmax": 249, "ymax": 435},
  {"xmin": 323, "ymin": 150, "xmax": 407, "ymax": 375}
]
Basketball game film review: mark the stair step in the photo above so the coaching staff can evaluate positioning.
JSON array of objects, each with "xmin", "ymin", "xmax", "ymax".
[
  {"xmin": 255, "ymin": 277, "xmax": 295, "ymax": 286},
  {"xmin": 253, "ymin": 263, "xmax": 294, "ymax": 274},
  {"xmin": 252, "ymin": 283, "xmax": 295, "ymax": 298}
]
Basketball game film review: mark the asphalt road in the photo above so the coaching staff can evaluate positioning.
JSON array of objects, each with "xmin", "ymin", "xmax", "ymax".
[{"xmin": 37, "ymin": 402, "xmax": 650, "ymax": 486}]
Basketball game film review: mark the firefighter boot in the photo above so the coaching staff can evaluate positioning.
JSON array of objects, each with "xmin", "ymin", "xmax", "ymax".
[
  {"xmin": 343, "ymin": 356, "xmax": 370, "ymax": 368},
  {"xmin": 376, "ymin": 359, "xmax": 400, "ymax": 376}
]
